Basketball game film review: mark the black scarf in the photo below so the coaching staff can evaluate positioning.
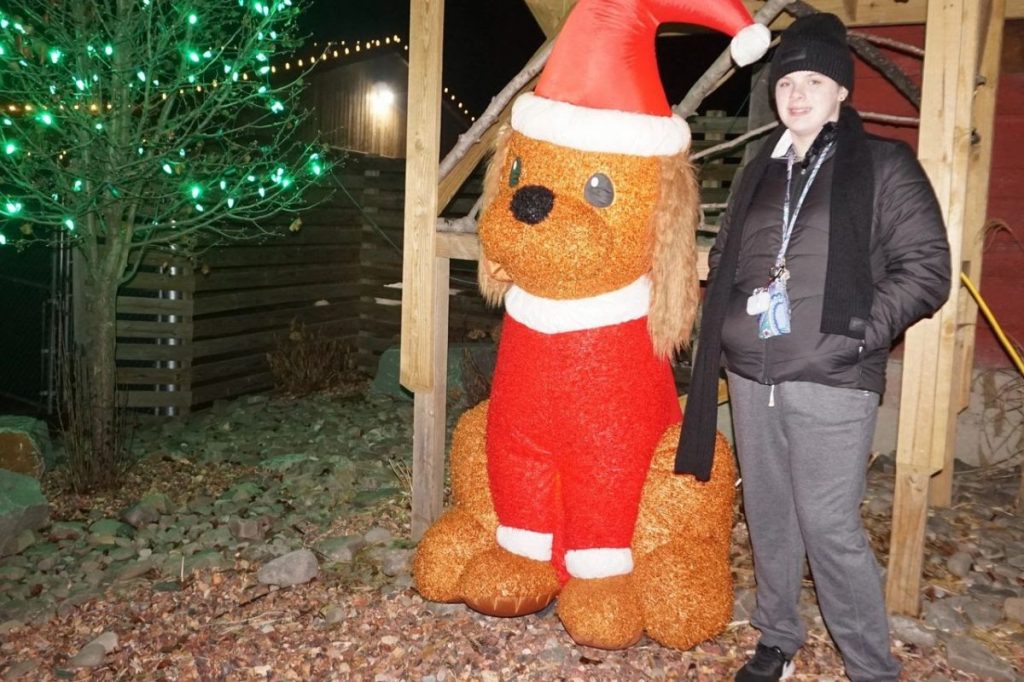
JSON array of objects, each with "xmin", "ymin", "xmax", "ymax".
[{"xmin": 675, "ymin": 106, "xmax": 875, "ymax": 481}]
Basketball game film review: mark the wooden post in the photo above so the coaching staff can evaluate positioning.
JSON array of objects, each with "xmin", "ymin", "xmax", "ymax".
[
  {"xmin": 411, "ymin": 257, "xmax": 450, "ymax": 539},
  {"xmin": 405, "ymin": 12, "xmax": 575, "ymax": 540},
  {"xmin": 400, "ymin": 0, "xmax": 444, "ymax": 392},
  {"xmin": 401, "ymin": 0, "xmax": 445, "ymax": 539},
  {"xmin": 951, "ymin": 0, "xmax": 1005, "ymax": 412},
  {"xmin": 886, "ymin": 0, "xmax": 986, "ymax": 616}
]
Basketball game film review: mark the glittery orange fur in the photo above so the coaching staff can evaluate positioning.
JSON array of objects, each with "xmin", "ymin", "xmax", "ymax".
[
  {"xmin": 415, "ymin": 125, "xmax": 734, "ymax": 652},
  {"xmin": 478, "ymin": 128, "xmax": 699, "ymax": 358}
]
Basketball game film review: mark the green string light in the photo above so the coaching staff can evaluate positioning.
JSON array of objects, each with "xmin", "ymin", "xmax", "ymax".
[{"xmin": 0, "ymin": 0, "xmax": 323, "ymax": 243}]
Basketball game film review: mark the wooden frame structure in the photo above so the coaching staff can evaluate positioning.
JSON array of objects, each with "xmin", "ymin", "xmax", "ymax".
[{"xmin": 400, "ymin": 0, "xmax": 1021, "ymax": 616}]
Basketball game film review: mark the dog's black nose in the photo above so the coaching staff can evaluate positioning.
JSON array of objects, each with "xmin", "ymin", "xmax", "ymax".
[{"xmin": 510, "ymin": 185, "xmax": 554, "ymax": 225}]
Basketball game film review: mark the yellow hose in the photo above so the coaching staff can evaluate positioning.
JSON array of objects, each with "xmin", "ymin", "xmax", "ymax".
[{"xmin": 960, "ymin": 272, "xmax": 1024, "ymax": 377}]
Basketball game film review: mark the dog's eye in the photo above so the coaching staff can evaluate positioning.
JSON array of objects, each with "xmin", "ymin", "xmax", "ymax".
[
  {"xmin": 584, "ymin": 173, "xmax": 614, "ymax": 208},
  {"xmin": 509, "ymin": 157, "xmax": 523, "ymax": 187}
]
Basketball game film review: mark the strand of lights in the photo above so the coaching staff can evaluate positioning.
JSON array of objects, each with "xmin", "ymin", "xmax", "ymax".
[
  {"xmin": 0, "ymin": 32, "xmax": 476, "ymax": 122},
  {"xmin": 271, "ymin": 34, "xmax": 475, "ymax": 121}
]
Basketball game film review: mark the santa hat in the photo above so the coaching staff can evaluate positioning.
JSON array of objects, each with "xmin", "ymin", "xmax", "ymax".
[{"xmin": 511, "ymin": 0, "xmax": 770, "ymax": 157}]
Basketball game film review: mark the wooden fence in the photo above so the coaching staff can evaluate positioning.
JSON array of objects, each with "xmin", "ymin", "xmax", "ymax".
[{"xmin": 112, "ymin": 114, "xmax": 747, "ymax": 414}]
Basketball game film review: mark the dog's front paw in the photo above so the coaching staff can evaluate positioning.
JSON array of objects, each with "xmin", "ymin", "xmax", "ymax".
[{"xmin": 459, "ymin": 547, "xmax": 560, "ymax": 617}]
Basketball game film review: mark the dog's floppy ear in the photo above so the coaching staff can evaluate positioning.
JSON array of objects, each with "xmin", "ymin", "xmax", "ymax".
[
  {"xmin": 648, "ymin": 151, "xmax": 700, "ymax": 359},
  {"xmin": 477, "ymin": 125, "xmax": 514, "ymax": 306}
]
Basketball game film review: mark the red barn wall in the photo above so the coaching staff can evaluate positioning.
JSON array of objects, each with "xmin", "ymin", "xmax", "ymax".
[{"xmin": 850, "ymin": 21, "xmax": 1024, "ymax": 368}]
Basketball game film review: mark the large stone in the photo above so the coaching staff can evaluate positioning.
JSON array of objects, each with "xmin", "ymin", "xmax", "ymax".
[
  {"xmin": 0, "ymin": 470, "xmax": 49, "ymax": 557},
  {"xmin": 945, "ymin": 636, "xmax": 1018, "ymax": 681},
  {"xmin": 889, "ymin": 615, "xmax": 938, "ymax": 649},
  {"xmin": 0, "ymin": 416, "xmax": 53, "ymax": 477},
  {"xmin": 257, "ymin": 549, "xmax": 319, "ymax": 586},
  {"xmin": 371, "ymin": 343, "xmax": 496, "ymax": 402}
]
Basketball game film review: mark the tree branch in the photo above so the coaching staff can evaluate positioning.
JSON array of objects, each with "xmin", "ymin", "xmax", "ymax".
[
  {"xmin": 437, "ymin": 40, "xmax": 554, "ymax": 182},
  {"xmin": 674, "ymin": 0, "xmax": 795, "ymax": 118}
]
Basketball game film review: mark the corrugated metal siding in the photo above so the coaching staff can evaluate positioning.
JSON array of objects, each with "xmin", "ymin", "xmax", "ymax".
[{"xmin": 303, "ymin": 53, "xmax": 409, "ymax": 158}]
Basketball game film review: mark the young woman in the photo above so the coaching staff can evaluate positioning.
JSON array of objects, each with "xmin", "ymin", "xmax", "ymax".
[{"xmin": 676, "ymin": 13, "xmax": 951, "ymax": 682}]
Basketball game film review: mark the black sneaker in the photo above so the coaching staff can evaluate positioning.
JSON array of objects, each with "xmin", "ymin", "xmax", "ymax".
[{"xmin": 735, "ymin": 643, "xmax": 795, "ymax": 681}]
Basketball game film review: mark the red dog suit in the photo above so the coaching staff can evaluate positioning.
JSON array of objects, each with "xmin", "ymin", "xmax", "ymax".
[{"xmin": 487, "ymin": 277, "xmax": 681, "ymax": 579}]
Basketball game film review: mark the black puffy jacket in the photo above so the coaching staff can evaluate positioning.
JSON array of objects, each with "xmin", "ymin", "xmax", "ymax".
[{"xmin": 711, "ymin": 128, "xmax": 950, "ymax": 395}]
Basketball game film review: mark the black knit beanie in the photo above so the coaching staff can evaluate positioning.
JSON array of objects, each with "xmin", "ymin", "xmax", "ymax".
[{"xmin": 769, "ymin": 13, "xmax": 853, "ymax": 92}]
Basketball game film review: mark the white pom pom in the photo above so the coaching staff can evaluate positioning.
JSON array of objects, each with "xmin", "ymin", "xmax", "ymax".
[{"xmin": 730, "ymin": 23, "xmax": 771, "ymax": 67}]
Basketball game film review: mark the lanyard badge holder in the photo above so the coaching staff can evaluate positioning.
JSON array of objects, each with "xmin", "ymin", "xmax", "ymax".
[{"xmin": 747, "ymin": 141, "xmax": 834, "ymax": 339}]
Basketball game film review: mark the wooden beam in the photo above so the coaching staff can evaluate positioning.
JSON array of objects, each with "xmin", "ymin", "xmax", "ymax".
[
  {"xmin": 400, "ymin": 0, "xmax": 445, "ymax": 391},
  {"xmin": 886, "ymin": 0, "xmax": 984, "ymax": 617},
  {"xmin": 411, "ymin": 257, "xmax": 451, "ymax": 540},
  {"xmin": 932, "ymin": 0, "xmax": 1005, "ymax": 505},
  {"xmin": 953, "ymin": 0, "xmax": 1005, "ymax": 412},
  {"xmin": 742, "ymin": 0, "xmax": 1024, "ymax": 27},
  {"xmin": 524, "ymin": 0, "xmax": 578, "ymax": 37}
]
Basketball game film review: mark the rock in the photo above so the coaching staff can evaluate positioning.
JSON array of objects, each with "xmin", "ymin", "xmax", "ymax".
[
  {"xmin": 1004, "ymin": 597, "xmax": 1024, "ymax": 623},
  {"xmin": 0, "ymin": 565, "xmax": 28, "ymax": 582},
  {"xmin": 10, "ymin": 530, "xmax": 36, "ymax": 554},
  {"xmin": 0, "ymin": 416, "xmax": 53, "ymax": 477},
  {"xmin": 4, "ymin": 659, "xmax": 38, "ymax": 679},
  {"xmin": 321, "ymin": 604, "xmax": 346, "ymax": 624},
  {"xmin": 67, "ymin": 631, "xmax": 117, "ymax": 668},
  {"xmin": 963, "ymin": 600, "xmax": 1003, "ymax": 629},
  {"xmin": 228, "ymin": 517, "xmax": 269, "ymax": 542},
  {"xmin": 317, "ymin": 535, "xmax": 366, "ymax": 562},
  {"xmin": 120, "ymin": 503, "xmax": 161, "ymax": 529},
  {"xmin": 0, "ymin": 469, "xmax": 49, "ymax": 557},
  {"xmin": 945, "ymin": 636, "xmax": 1018, "ymax": 681},
  {"xmin": 47, "ymin": 522, "xmax": 85, "ymax": 544},
  {"xmin": 260, "ymin": 454, "xmax": 307, "ymax": 471},
  {"xmin": 378, "ymin": 548, "xmax": 412, "ymax": 577},
  {"xmin": 222, "ymin": 482, "xmax": 262, "ymax": 503},
  {"xmin": 922, "ymin": 599, "xmax": 967, "ymax": 634},
  {"xmin": 363, "ymin": 527, "xmax": 393, "ymax": 546},
  {"xmin": 257, "ymin": 549, "xmax": 319, "ymax": 587},
  {"xmin": 67, "ymin": 643, "xmax": 107, "ymax": 668},
  {"xmin": 115, "ymin": 559, "xmax": 155, "ymax": 582},
  {"xmin": 946, "ymin": 552, "xmax": 972, "ymax": 578},
  {"xmin": 889, "ymin": 615, "xmax": 938, "ymax": 649},
  {"xmin": 88, "ymin": 519, "xmax": 134, "ymax": 539}
]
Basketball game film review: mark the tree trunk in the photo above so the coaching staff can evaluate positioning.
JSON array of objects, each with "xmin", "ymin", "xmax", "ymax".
[{"xmin": 73, "ymin": 265, "xmax": 123, "ymax": 489}]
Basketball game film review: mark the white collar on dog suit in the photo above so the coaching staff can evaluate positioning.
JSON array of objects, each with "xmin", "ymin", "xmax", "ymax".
[{"xmin": 505, "ymin": 275, "xmax": 651, "ymax": 334}]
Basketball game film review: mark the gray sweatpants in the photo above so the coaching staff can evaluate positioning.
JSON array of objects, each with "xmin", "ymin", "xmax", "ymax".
[{"xmin": 727, "ymin": 372, "xmax": 900, "ymax": 682}]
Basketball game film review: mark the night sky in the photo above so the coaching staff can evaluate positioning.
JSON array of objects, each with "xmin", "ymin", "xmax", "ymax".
[
  {"xmin": 300, "ymin": 0, "xmax": 546, "ymax": 117},
  {"xmin": 299, "ymin": 0, "xmax": 754, "ymax": 120}
]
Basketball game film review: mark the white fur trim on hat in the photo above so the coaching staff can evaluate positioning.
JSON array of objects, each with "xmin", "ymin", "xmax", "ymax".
[
  {"xmin": 506, "ymin": 276, "xmax": 650, "ymax": 335},
  {"xmin": 497, "ymin": 526, "xmax": 553, "ymax": 562},
  {"xmin": 730, "ymin": 23, "xmax": 771, "ymax": 68},
  {"xmin": 511, "ymin": 93, "xmax": 690, "ymax": 157},
  {"xmin": 565, "ymin": 548, "xmax": 634, "ymax": 579}
]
